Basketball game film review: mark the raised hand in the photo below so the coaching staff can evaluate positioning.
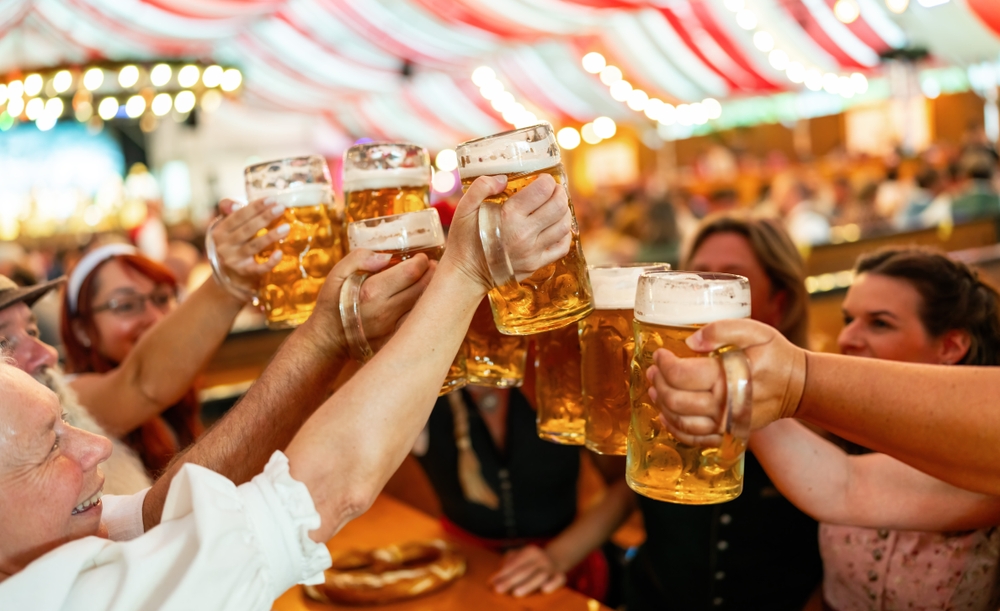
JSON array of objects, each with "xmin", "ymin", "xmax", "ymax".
[{"xmin": 648, "ymin": 318, "xmax": 806, "ymax": 446}]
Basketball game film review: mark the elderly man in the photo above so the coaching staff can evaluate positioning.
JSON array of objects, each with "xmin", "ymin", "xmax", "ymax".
[
  {"xmin": 0, "ymin": 245, "xmax": 433, "ymax": 535},
  {"xmin": 0, "ymin": 275, "xmax": 152, "ymax": 494},
  {"xmin": 0, "ymin": 173, "xmax": 574, "ymax": 610}
]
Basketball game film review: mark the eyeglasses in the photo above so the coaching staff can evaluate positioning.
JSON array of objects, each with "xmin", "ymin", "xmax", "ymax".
[{"xmin": 92, "ymin": 288, "xmax": 176, "ymax": 317}]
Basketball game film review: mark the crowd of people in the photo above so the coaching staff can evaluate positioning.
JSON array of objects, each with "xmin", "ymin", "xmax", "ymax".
[{"xmin": 2, "ymin": 137, "xmax": 1000, "ymax": 611}]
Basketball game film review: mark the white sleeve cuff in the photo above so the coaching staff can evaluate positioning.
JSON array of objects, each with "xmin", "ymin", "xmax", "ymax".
[
  {"xmin": 102, "ymin": 488, "xmax": 150, "ymax": 542},
  {"xmin": 239, "ymin": 451, "xmax": 332, "ymax": 599}
]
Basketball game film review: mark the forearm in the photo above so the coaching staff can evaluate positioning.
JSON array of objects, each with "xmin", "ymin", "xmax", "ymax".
[
  {"xmin": 545, "ymin": 480, "xmax": 636, "ymax": 572},
  {"xmin": 76, "ymin": 278, "xmax": 245, "ymax": 435},
  {"xmin": 142, "ymin": 322, "xmax": 347, "ymax": 530},
  {"xmin": 288, "ymin": 263, "xmax": 483, "ymax": 542},
  {"xmin": 798, "ymin": 352, "xmax": 1000, "ymax": 494},
  {"xmin": 750, "ymin": 420, "xmax": 852, "ymax": 523}
]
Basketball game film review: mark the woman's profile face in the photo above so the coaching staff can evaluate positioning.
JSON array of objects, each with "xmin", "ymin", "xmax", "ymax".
[
  {"xmin": 687, "ymin": 231, "xmax": 785, "ymax": 329},
  {"xmin": 838, "ymin": 273, "xmax": 955, "ymax": 364},
  {"xmin": 87, "ymin": 259, "xmax": 176, "ymax": 365}
]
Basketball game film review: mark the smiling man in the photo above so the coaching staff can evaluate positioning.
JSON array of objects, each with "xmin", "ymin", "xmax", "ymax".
[{"xmin": 0, "ymin": 276, "xmax": 151, "ymax": 495}]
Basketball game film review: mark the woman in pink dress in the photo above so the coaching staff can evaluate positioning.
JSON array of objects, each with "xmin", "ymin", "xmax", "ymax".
[{"xmin": 752, "ymin": 247, "xmax": 1000, "ymax": 610}]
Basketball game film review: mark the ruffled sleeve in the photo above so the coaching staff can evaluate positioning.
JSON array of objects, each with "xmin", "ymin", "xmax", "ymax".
[{"xmin": 0, "ymin": 451, "xmax": 331, "ymax": 611}]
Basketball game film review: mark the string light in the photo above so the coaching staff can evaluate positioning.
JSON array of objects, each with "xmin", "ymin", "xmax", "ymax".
[
  {"xmin": 44, "ymin": 97, "xmax": 64, "ymax": 118},
  {"xmin": 83, "ymin": 68, "xmax": 104, "ymax": 91},
  {"xmin": 556, "ymin": 127, "xmax": 581, "ymax": 150},
  {"xmin": 220, "ymin": 69, "xmax": 242, "ymax": 92},
  {"xmin": 886, "ymin": 0, "xmax": 909, "ymax": 12},
  {"xmin": 435, "ymin": 149, "xmax": 458, "ymax": 172},
  {"xmin": 581, "ymin": 53, "xmax": 607, "ymax": 74},
  {"xmin": 581, "ymin": 122, "xmax": 602, "ymax": 145},
  {"xmin": 150, "ymin": 64, "xmax": 172, "ymax": 87},
  {"xmin": 24, "ymin": 98, "xmax": 43, "ymax": 121},
  {"xmin": 470, "ymin": 67, "xmax": 542, "ymax": 129},
  {"xmin": 98, "ymin": 97, "xmax": 119, "ymax": 120},
  {"xmin": 592, "ymin": 116, "xmax": 616, "ymax": 139},
  {"xmin": 720, "ymin": 1, "xmax": 865, "ymax": 98},
  {"xmin": 177, "ymin": 65, "xmax": 200, "ymax": 88},
  {"xmin": 125, "ymin": 95, "xmax": 146, "ymax": 118},
  {"xmin": 599, "ymin": 66, "xmax": 623, "ymax": 86},
  {"xmin": 834, "ymin": 0, "xmax": 861, "ymax": 24},
  {"xmin": 118, "ymin": 65, "xmax": 139, "ymax": 88},
  {"xmin": 151, "ymin": 93, "xmax": 172, "ymax": 116},
  {"xmin": 53, "ymin": 70, "xmax": 72, "ymax": 93},
  {"xmin": 174, "ymin": 90, "xmax": 196, "ymax": 113},
  {"xmin": 23, "ymin": 74, "xmax": 43, "ymax": 97},
  {"xmin": 202, "ymin": 65, "xmax": 223, "ymax": 88}
]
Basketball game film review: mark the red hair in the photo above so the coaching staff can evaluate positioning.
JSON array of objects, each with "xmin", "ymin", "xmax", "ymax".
[{"xmin": 60, "ymin": 253, "xmax": 203, "ymax": 475}]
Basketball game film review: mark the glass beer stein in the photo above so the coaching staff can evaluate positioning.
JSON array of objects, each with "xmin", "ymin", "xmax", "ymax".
[
  {"xmin": 463, "ymin": 298, "xmax": 528, "ymax": 388},
  {"xmin": 534, "ymin": 323, "xmax": 585, "ymax": 445},
  {"xmin": 456, "ymin": 123, "xmax": 594, "ymax": 335},
  {"xmin": 626, "ymin": 271, "xmax": 752, "ymax": 505},
  {"xmin": 339, "ymin": 208, "xmax": 467, "ymax": 395},
  {"xmin": 581, "ymin": 264, "xmax": 669, "ymax": 455},
  {"xmin": 208, "ymin": 155, "xmax": 344, "ymax": 329},
  {"xmin": 342, "ymin": 142, "xmax": 430, "ymax": 228}
]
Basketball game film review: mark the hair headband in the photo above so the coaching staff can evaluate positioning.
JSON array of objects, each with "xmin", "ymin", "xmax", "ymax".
[{"xmin": 67, "ymin": 243, "xmax": 139, "ymax": 314}]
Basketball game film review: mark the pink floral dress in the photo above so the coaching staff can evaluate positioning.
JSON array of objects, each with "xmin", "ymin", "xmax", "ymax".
[{"xmin": 820, "ymin": 524, "xmax": 1000, "ymax": 610}]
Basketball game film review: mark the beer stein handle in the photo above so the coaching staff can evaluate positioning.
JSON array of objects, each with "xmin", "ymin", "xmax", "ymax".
[
  {"xmin": 205, "ymin": 216, "xmax": 257, "ymax": 303},
  {"xmin": 715, "ymin": 347, "xmax": 753, "ymax": 442},
  {"xmin": 339, "ymin": 271, "xmax": 375, "ymax": 363},
  {"xmin": 478, "ymin": 202, "xmax": 518, "ymax": 288}
]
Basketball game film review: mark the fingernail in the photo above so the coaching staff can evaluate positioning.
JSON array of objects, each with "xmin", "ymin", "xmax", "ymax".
[
  {"xmin": 686, "ymin": 329, "xmax": 703, "ymax": 349},
  {"xmin": 271, "ymin": 204, "xmax": 287, "ymax": 217},
  {"xmin": 265, "ymin": 196, "xmax": 277, "ymax": 205},
  {"xmin": 657, "ymin": 413, "xmax": 669, "ymax": 428},
  {"xmin": 276, "ymin": 223, "xmax": 290, "ymax": 237},
  {"xmin": 370, "ymin": 252, "xmax": 392, "ymax": 265}
]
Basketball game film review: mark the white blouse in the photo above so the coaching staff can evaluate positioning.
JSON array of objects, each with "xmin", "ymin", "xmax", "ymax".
[{"xmin": 0, "ymin": 452, "xmax": 332, "ymax": 611}]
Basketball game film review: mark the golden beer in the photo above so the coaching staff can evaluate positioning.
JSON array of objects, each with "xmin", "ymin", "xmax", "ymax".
[
  {"xmin": 346, "ymin": 209, "xmax": 463, "ymax": 394},
  {"xmin": 342, "ymin": 143, "xmax": 430, "ymax": 228},
  {"xmin": 464, "ymin": 297, "xmax": 527, "ymax": 388},
  {"xmin": 247, "ymin": 155, "xmax": 344, "ymax": 330},
  {"xmin": 534, "ymin": 323, "xmax": 585, "ymax": 445},
  {"xmin": 581, "ymin": 309, "xmax": 634, "ymax": 455},
  {"xmin": 626, "ymin": 271, "xmax": 751, "ymax": 505},
  {"xmin": 582, "ymin": 264, "xmax": 668, "ymax": 455},
  {"xmin": 457, "ymin": 125, "xmax": 594, "ymax": 335}
]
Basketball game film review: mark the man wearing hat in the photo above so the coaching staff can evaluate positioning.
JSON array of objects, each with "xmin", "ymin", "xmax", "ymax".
[
  {"xmin": 0, "ymin": 275, "xmax": 152, "ymax": 496},
  {"xmin": 0, "ymin": 243, "xmax": 434, "ymax": 540}
]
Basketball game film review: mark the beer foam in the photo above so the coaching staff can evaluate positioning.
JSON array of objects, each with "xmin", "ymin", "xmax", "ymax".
[
  {"xmin": 590, "ymin": 265, "xmax": 668, "ymax": 310},
  {"xmin": 634, "ymin": 272, "xmax": 750, "ymax": 326},
  {"xmin": 342, "ymin": 167, "xmax": 430, "ymax": 192},
  {"xmin": 348, "ymin": 209, "xmax": 444, "ymax": 252},
  {"xmin": 267, "ymin": 184, "xmax": 333, "ymax": 208},
  {"xmin": 458, "ymin": 155, "xmax": 558, "ymax": 180}
]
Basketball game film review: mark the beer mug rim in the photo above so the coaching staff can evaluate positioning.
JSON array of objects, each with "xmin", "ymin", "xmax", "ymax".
[
  {"xmin": 640, "ymin": 270, "xmax": 748, "ymax": 283},
  {"xmin": 342, "ymin": 142, "xmax": 430, "ymax": 164},
  {"xmin": 456, "ymin": 122, "xmax": 554, "ymax": 148},
  {"xmin": 635, "ymin": 270, "xmax": 751, "ymax": 326},
  {"xmin": 243, "ymin": 155, "xmax": 331, "ymax": 180},
  {"xmin": 347, "ymin": 207, "xmax": 444, "ymax": 251},
  {"xmin": 588, "ymin": 263, "xmax": 671, "ymax": 271}
]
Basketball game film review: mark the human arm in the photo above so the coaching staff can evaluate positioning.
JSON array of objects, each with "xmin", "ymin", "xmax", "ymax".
[
  {"xmin": 646, "ymin": 318, "xmax": 1000, "ymax": 495},
  {"xmin": 751, "ymin": 419, "xmax": 1000, "ymax": 530},
  {"xmin": 285, "ymin": 173, "xmax": 575, "ymax": 543},
  {"xmin": 71, "ymin": 199, "xmax": 287, "ymax": 436},
  {"xmin": 141, "ymin": 248, "xmax": 433, "ymax": 530},
  {"xmin": 489, "ymin": 475, "xmax": 635, "ymax": 597}
]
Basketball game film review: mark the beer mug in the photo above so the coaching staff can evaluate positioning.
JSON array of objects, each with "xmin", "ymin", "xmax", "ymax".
[
  {"xmin": 534, "ymin": 323, "xmax": 584, "ymax": 445},
  {"xmin": 339, "ymin": 208, "xmax": 467, "ymax": 395},
  {"xmin": 463, "ymin": 298, "xmax": 528, "ymax": 388},
  {"xmin": 581, "ymin": 264, "xmax": 669, "ymax": 455},
  {"xmin": 342, "ymin": 142, "xmax": 430, "ymax": 227},
  {"xmin": 208, "ymin": 155, "xmax": 344, "ymax": 329},
  {"xmin": 456, "ymin": 123, "xmax": 594, "ymax": 335},
  {"xmin": 627, "ymin": 271, "xmax": 752, "ymax": 505}
]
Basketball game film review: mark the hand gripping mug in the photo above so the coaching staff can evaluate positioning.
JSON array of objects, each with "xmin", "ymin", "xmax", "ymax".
[
  {"xmin": 455, "ymin": 123, "xmax": 594, "ymax": 336},
  {"xmin": 207, "ymin": 155, "xmax": 345, "ymax": 329},
  {"xmin": 338, "ymin": 208, "xmax": 467, "ymax": 395},
  {"xmin": 626, "ymin": 271, "xmax": 752, "ymax": 505}
]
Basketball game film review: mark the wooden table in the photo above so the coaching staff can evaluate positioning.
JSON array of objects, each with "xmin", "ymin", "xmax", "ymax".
[{"xmin": 274, "ymin": 495, "xmax": 607, "ymax": 611}]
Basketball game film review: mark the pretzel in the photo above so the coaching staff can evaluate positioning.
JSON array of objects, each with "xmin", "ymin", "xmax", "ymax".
[{"xmin": 305, "ymin": 539, "xmax": 466, "ymax": 605}]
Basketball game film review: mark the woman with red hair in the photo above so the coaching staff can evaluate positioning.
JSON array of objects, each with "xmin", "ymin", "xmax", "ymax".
[{"xmin": 60, "ymin": 198, "xmax": 287, "ymax": 475}]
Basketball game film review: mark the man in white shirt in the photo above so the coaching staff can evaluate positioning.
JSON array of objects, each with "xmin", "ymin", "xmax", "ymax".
[{"xmin": 0, "ymin": 172, "xmax": 574, "ymax": 610}]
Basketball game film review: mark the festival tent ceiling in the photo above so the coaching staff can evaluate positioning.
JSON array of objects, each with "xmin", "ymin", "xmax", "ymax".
[{"xmin": 1, "ymin": 0, "xmax": 1000, "ymax": 149}]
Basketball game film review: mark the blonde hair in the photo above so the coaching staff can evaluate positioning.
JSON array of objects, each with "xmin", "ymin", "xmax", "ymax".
[{"xmin": 684, "ymin": 212, "xmax": 811, "ymax": 348}]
